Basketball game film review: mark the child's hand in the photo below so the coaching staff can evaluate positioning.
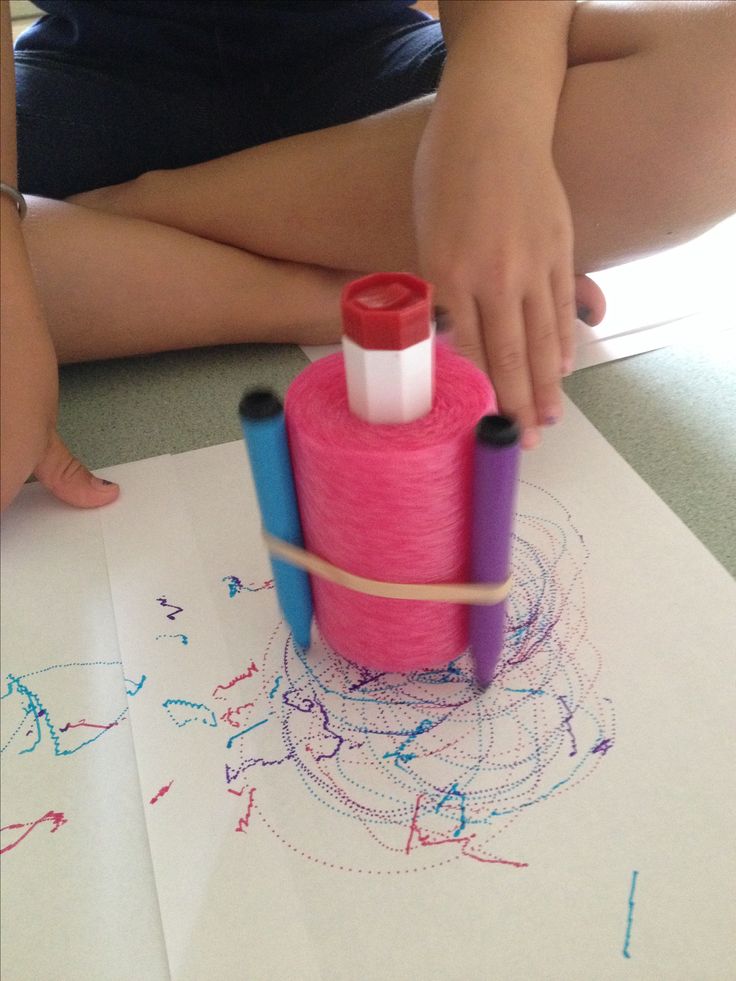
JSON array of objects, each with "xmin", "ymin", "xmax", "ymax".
[
  {"xmin": 32, "ymin": 430, "xmax": 120, "ymax": 509},
  {"xmin": 420, "ymin": 0, "xmax": 585, "ymax": 448},
  {"xmin": 1, "ymin": 388, "xmax": 119, "ymax": 513},
  {"xmin": 1, "ymin": 201, "xmax": 119, "ymax": 511},
  {"xmin": 415, "ymin": 129, "xmax": 575, "ymax": 449}
]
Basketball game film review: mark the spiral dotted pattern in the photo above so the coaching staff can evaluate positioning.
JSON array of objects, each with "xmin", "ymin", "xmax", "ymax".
[{"xmin": 227, "ymin": 483, "xmax": 615, "ymax": 873}]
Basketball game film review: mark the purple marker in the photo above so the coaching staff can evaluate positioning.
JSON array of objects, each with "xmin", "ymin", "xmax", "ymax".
[{"xmin": 469, "ymin": 415, "xmax": 521, "ymax": 690}]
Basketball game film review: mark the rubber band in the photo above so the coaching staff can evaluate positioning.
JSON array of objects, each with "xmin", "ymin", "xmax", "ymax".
[
  {"xmin": 0, "ymin": 182, "xmax": 27, "ymax": 219},
  {"xmin": 262, "ymin": 530, "xmax": 511, "ymax": 605}
]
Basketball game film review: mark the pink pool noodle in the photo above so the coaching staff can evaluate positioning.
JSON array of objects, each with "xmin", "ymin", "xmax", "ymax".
[{"xmin": 285, "ymin": 344, "xmax": 495, "ymax": 671}]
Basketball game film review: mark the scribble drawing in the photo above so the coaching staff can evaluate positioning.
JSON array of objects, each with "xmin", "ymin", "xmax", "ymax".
[
  {"xmin": 222, "ymin": 576, "xmax": 274, "ymax": 598},
  {"xmin": 220, "ymin": 483, "xmax": 616, "ymax": 874},
  {"xmin": 592, "ymin": 738, "xmax": 614, "ymax": 756},
  {"xmin": 2, "ymin": 485, "xmax": 614, "ymax": 882},
  {"xmin": 1, "ymin": 809, "xmax": 67, "ymax": 855},
  {"xmin": 234, "ymin": 789, "xmax": 257, "ymax": 832},
  {"xmin": 156, "ymin": 596, "xmax": 183, "ymax": 620},
  {"xmin": 162, "ymin": 698, "xmax": 217, "ymax": 729},
  {"xmin": 405, "ymin": 794, "xmax": 528, "ymax": 867},
  {"xmin": 125, "ymin": 675, "xmax": 147, "ymax": 697},
  {"xmin": 220, "ymin": 703, "xmax": 255, "ymax": 728},
  {"xmin": 150, "ymin": 781, "xmax": 174, "ymax": 805},
  {"xmin": 226, "ymin": 718, "xmax": 268, "ymax": 749},
  {"xmin": 59, "ymin": 718, "xmax": 120, "ymax": 734},
  {"xmin": 156, "ymin": 634, "xmax": 189, "ymax": 645},
  {"xmin": 1, "ymin": 661, "xmax": 131, "ymax": 758},
  {"xmin": 268, "ymin": 676, "xmax": 282, "ymax": 699},
  {"xmin": 212, "ymin": 663, "xmax": 259, "ymax": 701},
  {"xmin": 557, "ymin": 695, "xmax": 578, "ymax": 757},
  {"xmin": 622, "ymin": 870, "xmax": 639, "ymax": 958}
]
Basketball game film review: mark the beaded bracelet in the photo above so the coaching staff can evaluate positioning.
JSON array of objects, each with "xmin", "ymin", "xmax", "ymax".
[{"xmin": 0, "ymin": 181, "xmax": 28, "ymax": 219}]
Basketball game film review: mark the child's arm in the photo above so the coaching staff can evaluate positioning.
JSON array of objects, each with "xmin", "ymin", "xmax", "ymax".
[
  {"xmin": 1, "ymin": 2, "xmax": 118, "ymax": 510},
  {"xmin": 415, "ymin": 0, "xmax": 577, "ymax": 448}
]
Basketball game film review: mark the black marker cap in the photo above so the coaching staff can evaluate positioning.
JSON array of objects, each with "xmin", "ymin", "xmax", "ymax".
[
  {"xmin": 475, "ymin": 415, "xmax": 520, "ymax": 447},
  {"xmin": 239, "ymin": 388, "xmax": 283, "ymax": 420}
]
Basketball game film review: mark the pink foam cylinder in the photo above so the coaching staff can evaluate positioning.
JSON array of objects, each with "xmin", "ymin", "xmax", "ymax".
[{"xmin": 285, "ymin": 344, "xmax": 495, "ymax": 671}]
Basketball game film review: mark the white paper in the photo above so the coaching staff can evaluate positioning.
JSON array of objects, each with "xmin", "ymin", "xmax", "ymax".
[
  {"xmin": 583, "ymin": 214, "xmax": 735, "ymax": 359},
  {"xmin": 2, "ymin": 400, "xmax": 735, "ymax": 980},
  {"xmin": 0, "ymin": 485, "xmax": 169, "ymax": 981},
  {"xmin": 166, "ymin": 411, "xmax": 736, "ymax": 981}
]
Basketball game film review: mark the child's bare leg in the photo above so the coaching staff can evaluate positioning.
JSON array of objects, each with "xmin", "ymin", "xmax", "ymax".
[
  {"xmin": 72, "ymin": 1, "xmax": 736, "ymax": 276},
  {"xmin": 23, "ymin": 197, "xmax": 354, "ymax": 363},
  {"xmin": 560, "ymin": 0, "xmax": 736, "ymax": 269}
]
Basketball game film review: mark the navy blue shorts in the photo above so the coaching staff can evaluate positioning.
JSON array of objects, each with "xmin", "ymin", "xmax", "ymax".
[{"xmin": 14, "ymin": 12, "xmax": 445, "ymax": 199}]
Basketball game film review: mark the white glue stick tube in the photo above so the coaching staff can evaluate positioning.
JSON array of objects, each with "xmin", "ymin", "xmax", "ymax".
[{"xmin": 341, "ymin": 273, "xmax": 434, "ymax": 425}]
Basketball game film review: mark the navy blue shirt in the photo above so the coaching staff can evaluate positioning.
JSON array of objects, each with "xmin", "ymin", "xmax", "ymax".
[{"xmin": 17, "ymin": 1, "xmax": 429, "ymax": 79}]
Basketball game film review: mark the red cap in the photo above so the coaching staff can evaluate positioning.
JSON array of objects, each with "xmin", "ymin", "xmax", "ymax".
[{"xmin": 341, "ymin": 273, "xmax": 433, "ymax": 350}]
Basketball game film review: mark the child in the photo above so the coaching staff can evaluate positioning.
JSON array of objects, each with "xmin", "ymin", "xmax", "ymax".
[{"xmin": 2, "ymin": 1, "xmax": 735, "ymax": 510}]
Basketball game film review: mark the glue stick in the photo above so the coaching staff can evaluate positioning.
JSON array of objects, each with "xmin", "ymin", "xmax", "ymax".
[{"xmin": 341, "ymin": 273, "xmax": 434, "ymax": 424}]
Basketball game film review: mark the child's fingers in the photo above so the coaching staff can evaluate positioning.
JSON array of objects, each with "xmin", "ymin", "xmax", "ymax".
[
  {"xmin": 552, "ymin": 265, "xmax": 577, "ymax": 377},
  {"xmin": 33, "ymin": 431, "xmax": 119, "ymax": 508},
  {"xmin": 522, "ymin": 288, "xmax": 564, "ymax": 427},
  {"xmin": 438, "ymin": 287, "xmax": 486, "ymax": 371},
  {"xmin": 481, "ymin": 293, "xmax": 539, "ymax": 449}
]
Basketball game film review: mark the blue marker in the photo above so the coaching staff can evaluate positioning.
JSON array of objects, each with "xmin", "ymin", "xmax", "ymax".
[{"xmin": 239, "ymin": 390, "xmax": 313, "ymax": 649}]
